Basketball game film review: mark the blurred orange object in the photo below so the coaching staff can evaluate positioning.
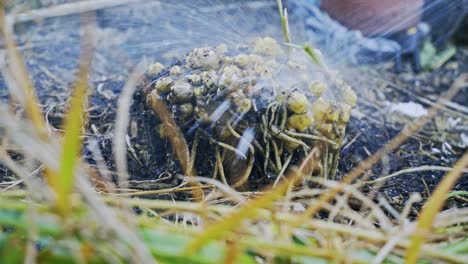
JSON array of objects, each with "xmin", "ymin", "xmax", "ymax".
[{"xmin": 321, "ymin": 0, "xmax": 423, "ymax": 35}]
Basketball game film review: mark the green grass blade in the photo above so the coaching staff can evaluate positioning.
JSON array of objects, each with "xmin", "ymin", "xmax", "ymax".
[
  {"xmin": 56, "ymin": 14, "xmax": 95, "ymax": 216},
  {"xmin": 277, "ymin": 0, "xmax": 291, "ymax": 44},
  {"xmin": 303, "ymin": 44, "xmax": 322, "ymax": 67},
  {"xmin": 57, "ymin": 68, "xmax": 88, "ymax": 216}
]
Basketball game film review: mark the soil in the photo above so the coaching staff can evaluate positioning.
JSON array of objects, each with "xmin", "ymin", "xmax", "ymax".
[{"xmin": 0, "ymin": 1, "xmax": 466, "ymax": 210}]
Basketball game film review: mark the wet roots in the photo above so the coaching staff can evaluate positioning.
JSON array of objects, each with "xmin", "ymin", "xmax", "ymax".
[{"xmin": 127, "ymin": 37, "xmax": 356, "ymax": 189}]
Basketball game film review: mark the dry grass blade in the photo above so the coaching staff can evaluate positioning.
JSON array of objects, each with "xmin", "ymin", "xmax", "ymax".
[
  {"xmin": 75, "ymin": 172, "xmax": 157, "ymax": 264},
  {"xmin": 405, "ymin": 151, "xmax": 468, "ymax": 264},
  {"xmin": 0, "ymin": 108, "xmax": 156, "ymax": 263},
  {"xmin": 113, "ymin": 64, "xmax": 145, "ymax": 188},
  {"xmin": 297, "ymin": 73, "xmax": 467, "ymax": 222},
  {"xmin": 0, "ymin": 3, "xmax": 47, "ymax": 137},
  {"xmin": 9, "ymin": 0, "xmax": 147, "ymax": 24},
  {"xmin": 56, "ymin": 12, "xmax": 95, "ymax": 216},
  {"xmin": 0, "ymin": 2, "xmax": 61, "ymax": 203},
  {"xmin": 184, "ymin": 149, "xmax": 318, "ymax": 255},
  {"xmin": 359, "ymin": 165, "xmax": 468, "ymax": 187}
]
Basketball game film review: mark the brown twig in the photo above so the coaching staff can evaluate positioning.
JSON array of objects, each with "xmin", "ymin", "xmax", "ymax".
[{"xmin": 147, "ymin": 91, "xmax": 203, "ymax": 200}]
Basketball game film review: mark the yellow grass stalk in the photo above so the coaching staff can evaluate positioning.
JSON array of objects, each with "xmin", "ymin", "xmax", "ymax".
[
  {"xmin": 56, "ymin": 13, "xmax": 95, "ymax": 216},
  {"xmin": 405, "ymin": 151, "xmax": 468, "ymax": 263},
  {"xmin": 56, "ymin": 68, "xmax": 88, "ymax": 215}
]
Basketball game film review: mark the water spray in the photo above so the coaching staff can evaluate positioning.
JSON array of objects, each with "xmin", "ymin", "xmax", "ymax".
[{"xmin": 127, "ymin": 35, "xmax": 357, "ymax": 189}]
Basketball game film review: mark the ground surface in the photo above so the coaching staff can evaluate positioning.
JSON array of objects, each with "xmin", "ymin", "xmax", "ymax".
[{"xmin": 0, "ymin": 0, "xmax": 467, "ymax": 211}]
